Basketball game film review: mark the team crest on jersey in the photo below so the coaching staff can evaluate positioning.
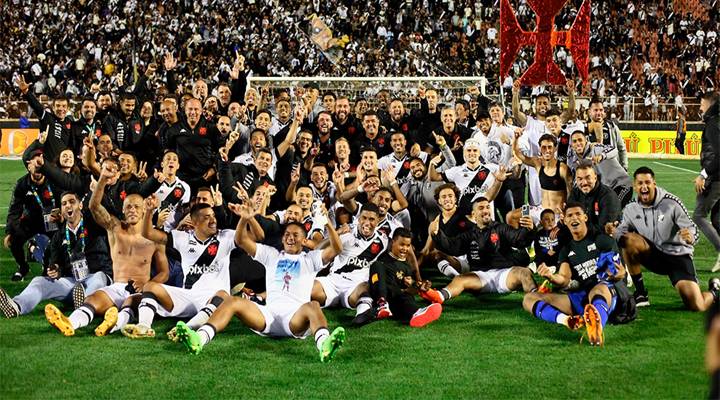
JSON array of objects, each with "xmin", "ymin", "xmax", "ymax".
[
  {"xmin": 348, "ymin": 126, "xmax": 356, "ymax": 135},
  {"xmin": 477, "ymin": 170, "xmax": 487, "ymax": 180},
  {"xmin": 134, "ymin": 123, "xmax": 141, "ymax": 133},
  {"xmin": 199, "ymin": 127, "xmax": 207, "ymax": 136},
  {"xmin": 43, "ymin": 189, "xmax": 51, "ymax": 200},
  {"xmin": 378, "ymin": 137, "xmax": 385, "ymax": 146},
  {"xmin": 402, "ymin": 123, "xmax": 409, "ymax": 132},
  {"xmin": 120, "ymin": 190, "xmax": 127, "ymax": 201},
  {"xmin": 490, "ymin": 232, "xmax": 499, "ymax": 244},
  {"xmin": 403, "ymin": 161, "xmax": 411, "ymax": 169},
  {"xmin": 207, "ymin": 243, "xmax": 218, "ymax": 256},
  {"xmin": 95, "ymin": 129, "xmax": 102, "ymax": 137},
  {"xmin": 173, "ymin": 188, "xmax": 183, "ymax": 198},
  {"xmin": 370, "ymin": 242, "xmax": 381, "ymax": 254},
  {"xmin": 304, "ymin": 221, "xmax": 312, "ymax": 232},
  {"xmin": 65, "ymin": 122, "xmax": 71, "ymax": 129}
]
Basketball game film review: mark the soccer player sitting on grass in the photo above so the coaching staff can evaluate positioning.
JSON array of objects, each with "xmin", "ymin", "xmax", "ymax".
[
  {"xmin": 175, "ymin": 203, "xmax": 346, "ymax": 362},
  {"xmin": 419, "ymin": 197, "xmax": 538, "ymax": 305},
  {"xmin": 522, "ymin": 202, "xmax": 625, "ymax": 346},
  {"xmin": 358, "ymin": 228, "xmax": 442, "ymax": 327},
  {"xmin": 119, "ymin": 196, "xmax": 240, "ymax": 339},
  {"xmin": 45, "ymin": 162, "xmax": 169, "ymax": 337},
  {"xmin": 608, "ymin": 167, "xmax": 720, "ymax": 310}
]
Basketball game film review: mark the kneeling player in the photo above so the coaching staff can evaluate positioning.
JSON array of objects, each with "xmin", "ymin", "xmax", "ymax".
[
  {"xmin": 610, "ymin": 167, "xmax": 720, "ymax": 310},
  {"xmin": 522, "ymin": 203, "xmax": 625, "ymax": 346},
  {"xmin": 175, "ymin": 204, "xmax": 346, "ymax": 362},
  {"xmin": 359, "ymin": 228, "xmax": 442, "ymax": 327}
]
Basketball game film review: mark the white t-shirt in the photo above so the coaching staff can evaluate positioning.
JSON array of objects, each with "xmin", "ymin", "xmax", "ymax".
[
  {"xmin": 169, "ymin": 229, "xmax": 236, "ymax": 292},
  {"xmin": 253, "ymin": 244, "xmax": 325, "ymax": 306}
]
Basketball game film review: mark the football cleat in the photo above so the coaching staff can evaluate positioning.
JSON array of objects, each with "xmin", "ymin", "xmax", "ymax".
[
  {"xmin": 176, "ymin": 321, "xmax": 203, "ymax": 355},
  {"xmin": 409, "ymin": 303, "xmax": 442, "ymax": 328},
  {"xmin": 167, "ymin": 326, "xmax": 180, "ymax": 342},
  {"xmin": 376, "ymin": 301, "xmax": 392, "ymax": 320},
  {"xmin": 634, "ymin": 291, "xmax": 650, "ymax": 307},
  {"xmin": 71, "ymin": 282, "xmax": 85, "ymax": 310},
  {"xmin": 319, "ymin": 327, "xmax": 346, "ymax": 363},
  {"xmin": 538, "ymin": 279, "xmax": 553, "ymax": 294},
  {"xmin": 122, "ymin": 323, "xmax": 156, "ymax": 339},
  {"xmin": 95, "ymin": 307, "xmax": 118, "ymax": 337},
  {"xmin": 45, "ymin": 304, "xmax": 74, "ymax": 336},
  {"xmin": 710, "ymin": 278, "xmax": 720, "ymax": 302},
  {"xmin": 0, "ymin": 288, "xmax": 20, "ymax": 318},
  {"xmin": 351, "ymin": 308, "xmax": 377, "ymax": 327},
  {"xmin": 564, "ymin": 314, "xmax": 585, "ymax": 331},
  {"xmin": 419, "ymin": 288, "xmax": 444, "ymax": 304},
  {"xmin": 583, "ymin": 304, "xmax": 604, "ymax": 346}
]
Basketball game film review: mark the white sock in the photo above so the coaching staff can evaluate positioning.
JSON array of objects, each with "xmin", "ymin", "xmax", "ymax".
[
  {"xmin": 137, "ymin": 297, "xmax": 159, "ymax": 328},
  {"xmin": 197, "ymin": 325, "xmax": 216, "ymax": 346},
  {"xmin": 438, "ymin": 260, "xmax": 459, "ymax": 277},
  {"xmin": 355, "ymin": 296, "xmax": 372, "ymax": 315},
  {"xmin": 187, "ymin": 304, "xmax": 217, "ymax": 329},
  {"xmin": 68, "ymin": 306, "xmax": 94, "ymax": 329},
  {"xmin": 556, "ymin": 314, "xmax": 569, "ymax": 325},
  {"xmin": 111, "ymin": 307, "xmax": 135, "ymax": 333},
  {"xmin": 314, "ymin": 327, "xmax": 330, "ymax": 351}
]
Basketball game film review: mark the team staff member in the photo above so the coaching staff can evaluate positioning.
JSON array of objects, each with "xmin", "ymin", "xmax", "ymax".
[{"xmin": 610, "ymin": 167, "xmax": 720, "ymax": 311}]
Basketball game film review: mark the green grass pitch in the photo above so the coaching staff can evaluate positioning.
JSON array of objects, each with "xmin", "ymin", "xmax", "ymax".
[{"xmin": 0, "ymin": 158, "xmax": 716, "ymax": 399}]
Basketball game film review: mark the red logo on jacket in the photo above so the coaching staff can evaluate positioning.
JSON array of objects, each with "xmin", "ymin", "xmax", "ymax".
[
  {"xmin": 490, "ymin": 232, "xmax": 499, "ymax": 244},
  {"xmin": 199, "ymin": 127, "xmax": 207, "ymax": 136},
  {"xmin": 134, "ymin": 123, "xmax": 141, "ymax": 133}
]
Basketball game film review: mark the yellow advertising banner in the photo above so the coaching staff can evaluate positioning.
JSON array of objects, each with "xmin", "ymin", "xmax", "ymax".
[
  {"xmin": 621, "ymin": 130, "xmax": 703, "ymax": 156},
  {"xmin": 1, "ymin": 128, "xmax": 39, "ymax": 156}
]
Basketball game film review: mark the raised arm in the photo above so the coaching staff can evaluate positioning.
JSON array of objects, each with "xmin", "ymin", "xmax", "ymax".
[
  {"xmin": 562, "ymin": 80, "xmax": 576, "ymax": 123},
  {"xmin": 428, "ymin": 155, "xmax": 445, "ymax": 182},
  {"xmin": 320, "ymin": 214, "xmax": 343, "ymax": 264},
  {"xmin": 511, "ymin": 81, "xmax": 528, "ymax": 128},
  {"xmin": 229, "ymin": 203, "xmax": 257, "ymax": 257},
  {"xmin": 512, "ymin": 129, "xmax": 540, "ymax": 168},
  {"xmin": 276, "ymin": 107, "xmax": 305, "ymax": 158},
  {"xmin": 89, "ymin": 163, "xmax": 120, "ymax": 231},
  {"xmin": 142, "ymin": 194, "xmax": 168, "ymax": 245}
]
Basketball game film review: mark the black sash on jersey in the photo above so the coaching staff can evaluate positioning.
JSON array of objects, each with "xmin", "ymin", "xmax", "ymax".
[
  {"xmin": 458, "ymin": 166, "xmax": 491, "ymax": 212},
  {"xmin": 334, "ymin": 235, "xmax": 386, "ymax": 274},
  {"xmin": 161, "ymin": 183, "xmax": 187, "ymax": 209},
  {"xmin": 184, "ymin": 236, "xmax": 220, "ymax": 289},
  {"xmin": 395, "ymin": 158, "xmax": 413, "ymax": 186}
]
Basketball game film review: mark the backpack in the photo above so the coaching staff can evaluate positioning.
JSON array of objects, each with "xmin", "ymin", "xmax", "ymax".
[{"xmin": 609, "ymin": 279, "xmax": 637, "ymax": 325}]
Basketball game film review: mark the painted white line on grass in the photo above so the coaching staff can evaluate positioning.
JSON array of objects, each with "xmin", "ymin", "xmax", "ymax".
[{"xmin": 653, "ymin": 161, "xmax": 698, "ymax": 174}]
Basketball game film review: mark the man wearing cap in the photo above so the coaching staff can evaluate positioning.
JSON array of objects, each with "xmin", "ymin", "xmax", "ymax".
[
  {"xmin": 428, "ymin": 138, "xmax": 506, "ymax": 214},
  {"xmin": 4, "ymin": 149, "xmax": 62, "ymax": 281}
]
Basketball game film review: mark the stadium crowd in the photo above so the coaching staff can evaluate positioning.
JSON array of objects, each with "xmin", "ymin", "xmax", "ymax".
[
  {"xmin": 1, "ymin": 37, "xmax": 720, "ymax": 361},
  {"xmin": 1, "ymin": 0, "xmax": 719, "ymax": 119}
]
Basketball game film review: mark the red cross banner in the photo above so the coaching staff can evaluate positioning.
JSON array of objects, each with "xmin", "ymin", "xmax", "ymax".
[{"xmin": 500, "ymin": 0, "xmax": 591, "ymax": 86}]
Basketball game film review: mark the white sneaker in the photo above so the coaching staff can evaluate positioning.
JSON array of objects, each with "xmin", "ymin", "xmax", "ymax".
[{"xmin": 712, "ymin": 253, "xmax": 720, "ymax": 273}]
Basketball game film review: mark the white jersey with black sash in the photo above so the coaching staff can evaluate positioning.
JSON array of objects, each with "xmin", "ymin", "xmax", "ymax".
[{"xmin": 168, "ymin": 229, "xmax": 236, "ymax": 292}]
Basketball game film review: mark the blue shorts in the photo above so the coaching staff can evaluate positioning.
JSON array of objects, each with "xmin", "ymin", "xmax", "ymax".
[{"xmin": 567, "ymin": 282, "xmax": 617, "ymax": 315}]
